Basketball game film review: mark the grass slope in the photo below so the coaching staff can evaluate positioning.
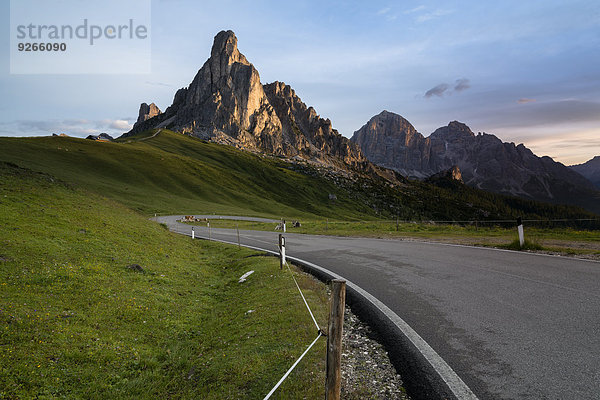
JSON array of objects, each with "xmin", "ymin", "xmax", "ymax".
[
  {"xmin": 0, "ymin": 131, "xmax": 373, "ymax": 219},
  {"xmin": 0, "ymin": 162, "xmax": 328, "ymax": 398},
  {"xmin": 1, "ymin": 130, "xmax": 596, "ymax": 222}
]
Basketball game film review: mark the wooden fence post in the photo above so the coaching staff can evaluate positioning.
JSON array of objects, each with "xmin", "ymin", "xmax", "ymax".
[{"xmin": 326, "ymin": 279, "xmax": 346, "ymax": 400}]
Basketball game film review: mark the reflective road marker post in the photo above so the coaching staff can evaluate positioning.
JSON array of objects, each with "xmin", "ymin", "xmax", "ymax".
[
  {"xmin": 279, "ymin": 234, "xmax": 286, "ymax": 269},
  {"xmin": 517, "ymin": 217, "xmax": 524, "ymax": 248}
]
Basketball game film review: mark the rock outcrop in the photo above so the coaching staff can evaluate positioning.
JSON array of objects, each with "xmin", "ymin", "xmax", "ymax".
[
  {"xmin": 123, "ymin": 30, "xmax": 366, "ymax": 168},
  {"xmin": 570, "ymin": 156, "xmax": 600, "ymax": 188},
  {"xmin": 427, "ymin": 165, "xmax": 463, "ymax": 183},
  {"xmin": 263, "ymin": 81, "xmax": 365, "ymax": 166},
  {"xmin": 86, "ymin": 133, "xmax": 114, "ymax": 141},
  {"xmin": 134, "ymin": 103, "xmax": 162, "ymax": 129},
  {"xmin": 352, "ymin": 111, "xmax": 600, "ymax": 213}
]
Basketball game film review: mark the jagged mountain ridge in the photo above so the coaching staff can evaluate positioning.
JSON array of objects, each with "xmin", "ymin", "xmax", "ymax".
[
  {"xmin": 123, "ymin": 30, "xmax": 366, "ymax": 168},
  {"xmin": 351, "ymin": 111, "xmax": 600, "ymax": 213},
  {"xmin": 570, "ymin": 156, "xmax": 600, "ymax": 188}
]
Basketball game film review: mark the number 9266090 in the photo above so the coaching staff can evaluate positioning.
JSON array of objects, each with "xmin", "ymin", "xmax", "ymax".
[{"xmin": 18, "ymin": 42, "xmax": 67, "ymax": 52}]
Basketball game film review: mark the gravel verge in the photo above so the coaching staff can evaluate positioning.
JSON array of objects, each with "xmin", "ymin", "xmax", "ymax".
[{"xmin": 341, "ymin": 305, "xmax": 411, "ymax": 399}]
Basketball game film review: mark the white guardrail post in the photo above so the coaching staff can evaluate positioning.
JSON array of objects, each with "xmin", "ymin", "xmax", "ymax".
[{"xmin": 517, "ymin": 217, "xmax": 524, "ymax": 248}]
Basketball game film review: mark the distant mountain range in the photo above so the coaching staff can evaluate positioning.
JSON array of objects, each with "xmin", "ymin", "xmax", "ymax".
[
  {"xmin": 121, "ymin": 30, "xmax": 600, "ymax": 215},
  {"xmin": 351, "ymin": 111, "xmax": 600, "ymax": 213},
  {"xmin": 570, "ymin": 156, "xmax": 600, "ymax": 189}
]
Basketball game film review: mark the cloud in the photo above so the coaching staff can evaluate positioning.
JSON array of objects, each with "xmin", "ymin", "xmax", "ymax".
[
  {"xmin": 109, "ymin": 120, "xmax": 133, "ymax": 130},
  {"xmin": 145, "ymin": 81, "xmax": 174, "ymax": 87},
  {"xmin": 1, "ymin": 118, "xmax": 134, "ymax": 138},
  {"xmin": 375, "ymin": 7, "xmax": 398, "ymax": 21},
  {"xmin": 425, "ymin": 83, "xmax": 450, "ymax": 98},
  {"xmin": 454, "ymin": 78, "xmax": 470, "ymax": 92},
  {"xmin": 425, "ymin": 78, "xmax": 471, "ymax": 98},
  {"xmin": 517, "ymin": 98, "xmax": 537, "ymax": 104},
  {"xmin": 404, "ymin": 5, "xmax": 426, "ymax": 14},
  {"xmin": 415, "ymin": 8, "xmax": 454, "ymax": 23},
  {"xmin": 492, "ymin": 99, "xmax": 600, "ymax": 128}
]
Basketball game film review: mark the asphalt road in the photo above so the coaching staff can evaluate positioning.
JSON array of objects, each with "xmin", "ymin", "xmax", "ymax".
[{"xmin": 157, "ymin": 215, "xmax": 600, "ymax": 399}]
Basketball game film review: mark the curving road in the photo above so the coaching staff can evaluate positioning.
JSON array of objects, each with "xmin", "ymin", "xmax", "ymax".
[{"xmin": 157, "ymin": 215, "xmax": 600, "ymax": 399}]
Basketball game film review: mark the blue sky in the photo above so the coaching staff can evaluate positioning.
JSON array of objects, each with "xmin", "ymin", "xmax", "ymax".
[{"xmin": 1, "ymin": 0, "xmax": 599, "ymax": 164}]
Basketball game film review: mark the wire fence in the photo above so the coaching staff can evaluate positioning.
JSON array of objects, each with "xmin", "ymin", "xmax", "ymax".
[
  {"xmin": 263, "ymin": 254, "xmax": 325, "ymax": 399},
  {"xmin": 169, "ymin": 221, "xmax": 327, "ymax": 399},
  {"xmin": 157, "ymin": 213, "xmax": 600, "ymax": 233},
  {"xmin": 311, "ymin": 218, "xmax": 600, "ymax": 231}
]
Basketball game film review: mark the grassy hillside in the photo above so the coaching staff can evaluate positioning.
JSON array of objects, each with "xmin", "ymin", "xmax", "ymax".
[
  {"xmin": 0, "ymin": 131, "xmax": 374, "ymax": 219},
  {"xmin": 0, "ymin": 130, "xmax": 596, "ymax": 222},
  {"xmin": 0, "ymin": 162, "xmax": 328, "ymax": 398}
]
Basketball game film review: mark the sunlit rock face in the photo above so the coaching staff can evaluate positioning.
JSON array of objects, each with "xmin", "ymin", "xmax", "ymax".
[{"xmin": 124, "ymin": 30, "xmax": 366, "ymax": 169}]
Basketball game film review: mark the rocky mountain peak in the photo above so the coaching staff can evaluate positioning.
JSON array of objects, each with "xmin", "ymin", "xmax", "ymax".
[
  {"xmin": 352, "ymin": 110, "xmax": 420, "ymax": 142},
  {"xmin": 350, "ymin": 110, "xmax": 426, "ymax": 175},
  {"xmin": 352, "ymin": 112, "xmax": 600, "ymax": 213},
  {"xmin": 373, "ymin": 110, "xmax": 412, "ymax": 123},
  {"xmin": 430, "ymin": 121, "xmax": 474, "ymax": 140},
  {"xmin": 209, "ymin": 30, "xmax": 250, "ymax": 82},
  {"xmin": 122, "ymin": 30, "xmax": 366, "ymax": 169}
]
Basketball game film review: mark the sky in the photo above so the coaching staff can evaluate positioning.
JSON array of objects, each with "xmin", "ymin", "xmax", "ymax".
[{"xmin": 1, "ymin": 0, "xmax": 599, "ymax": 165}]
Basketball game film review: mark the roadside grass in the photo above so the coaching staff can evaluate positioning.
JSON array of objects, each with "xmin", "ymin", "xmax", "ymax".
[
  {"xmin": 184, "ymin": 217, "xmax": 600, "ymax": 242},
  {"xmin": 180, "ymin": 219, "xmax": 277, "ymax": 231},
  {"xmin": 0, "ymin": 162, "xmax": 328, "ymax": 399},
  {"xmin": 499, "ymin": 238, "xmax": 545, "ymax": 251},
  {"xmin": 187, "ymin": 217, "xmax": 600, "ymax": 240},
  {"xmin": 182, "ymin": 217, "xmax": 600, "ymax": 258}
]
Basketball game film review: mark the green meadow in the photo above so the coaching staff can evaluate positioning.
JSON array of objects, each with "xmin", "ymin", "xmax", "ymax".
[
  {"xmin": 0, "ymin": 162, "xmax": 329, "ymax": 398},
  {"xmin": 0, "ymin": 130, "xmax": 379, "ymax": 219}
]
